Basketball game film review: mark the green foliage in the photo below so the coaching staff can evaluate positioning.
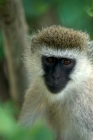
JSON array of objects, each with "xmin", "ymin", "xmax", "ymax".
[
  {"xmin": 57, "ymin": 0, "xmax": 85, "ymax": 25},
  {"xmin": 22, "ymin": 0, "xmax": 52, "ymax": 18},
  {"xmin": 22, "ymin": 0, "xmax": 93, "ymax": 38},
  {"xmin": 85, "ymin": 0, "xmax": 93, "ymax": 17},
  {"xmin": 0, "ymin": 102, "xmax": 54, "ymax": 140},
  {"xmin": 85, "ymin": 6, "xmax": 93, "ymax": 17}
]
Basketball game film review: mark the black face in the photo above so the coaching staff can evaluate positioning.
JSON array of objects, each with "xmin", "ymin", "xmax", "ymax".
[{"xmin": 42, "ymin": 56, "xmax": 76, "ymax": 94}]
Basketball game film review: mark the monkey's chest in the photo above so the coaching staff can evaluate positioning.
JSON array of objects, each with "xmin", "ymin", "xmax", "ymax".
[
  {"xmin": 46, "ymin": 103, "xmax": 69, "ymax": 133},
  {"xmin": 46, "ymin": 105, "xmax": 82, "ymax": 140}
]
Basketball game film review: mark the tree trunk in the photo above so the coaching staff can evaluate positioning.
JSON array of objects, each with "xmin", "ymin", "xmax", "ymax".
[{"xmin": 0, "ymin": 0, "xmax": 28, "ymax": 105}]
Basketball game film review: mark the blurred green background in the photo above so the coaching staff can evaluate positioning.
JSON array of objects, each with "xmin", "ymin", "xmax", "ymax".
[{"xmin": 0, "ymin": 0, "xmax": 93, "ymax": 139}]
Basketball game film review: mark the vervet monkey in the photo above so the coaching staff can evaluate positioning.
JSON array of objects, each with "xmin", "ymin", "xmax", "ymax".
[{"xmin": 19, "ymin": 25, "xmax": 93, "ymax": 140}]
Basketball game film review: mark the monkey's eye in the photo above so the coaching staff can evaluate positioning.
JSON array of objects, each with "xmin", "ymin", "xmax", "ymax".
[
  {"xmin": 62, "ymin": 58, "xmax": 71, "ymax": 65},
  {"xmin": 46, "ymin": 57, "xmax": 55, "ymax": 63}
]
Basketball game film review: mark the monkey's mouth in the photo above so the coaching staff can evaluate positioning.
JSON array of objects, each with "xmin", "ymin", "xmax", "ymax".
[{"xmin": 46, "ymin": 83, "xmax": 65, "ymax": 94}]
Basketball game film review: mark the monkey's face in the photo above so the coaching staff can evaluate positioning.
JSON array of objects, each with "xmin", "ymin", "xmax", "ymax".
[{"xmin": 42, "ymin": 56, "xmax": 76, "ymax": 94}]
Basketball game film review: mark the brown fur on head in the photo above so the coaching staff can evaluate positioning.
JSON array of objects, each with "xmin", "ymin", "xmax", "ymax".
[{"xmin": 31, "ymin": 25, "xmax": 89, "ymax": 51}]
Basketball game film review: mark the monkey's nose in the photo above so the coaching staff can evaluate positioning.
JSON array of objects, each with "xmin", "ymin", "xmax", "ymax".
[{"xmin": 52, "ymin": 74, "xmax": 60, "ymax": 80}]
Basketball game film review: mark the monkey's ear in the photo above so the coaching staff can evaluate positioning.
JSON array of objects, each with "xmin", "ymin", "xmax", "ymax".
[
  {"xmin": 26, "ymin": 35, "xmax": 34, "ymax": 53},
  {"xmin": 30, "ymin": 35, "xmax": 37, "ymax": 53},
  {"xmin": 87, "ymin": 41, "xmax": 93, "ymax": 61}
]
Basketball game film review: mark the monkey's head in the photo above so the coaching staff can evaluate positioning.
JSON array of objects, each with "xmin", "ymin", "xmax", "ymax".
[{"xmin": 26, "ymin": 25, "xmax": 92, "ymax": 95}]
